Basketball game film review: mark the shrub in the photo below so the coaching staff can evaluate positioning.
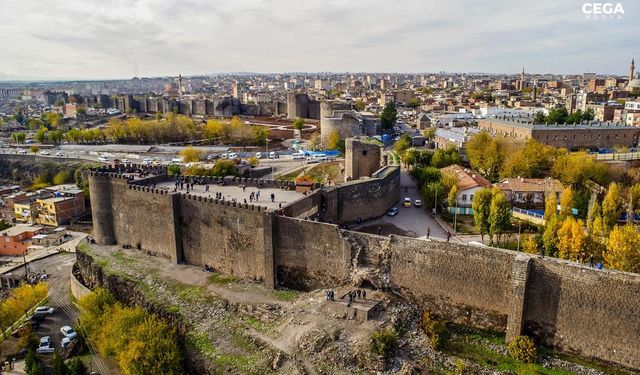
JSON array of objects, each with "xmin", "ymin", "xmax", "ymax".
[
  {"xmin": 370, "ymin": 328, "xmax": 398, "ymax": 362},
  {"xmin": 420, "ymin": 310, "xmax": 446, "ymax": 349},
  {"xmin": 507, "ymin": 335, "xmax": 537, "ymax": 363}
]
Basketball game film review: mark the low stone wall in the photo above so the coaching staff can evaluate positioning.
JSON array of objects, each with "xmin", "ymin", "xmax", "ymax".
[{"xmin": 70, "ymin": 267, "xmax": 91, "ymax": 301}]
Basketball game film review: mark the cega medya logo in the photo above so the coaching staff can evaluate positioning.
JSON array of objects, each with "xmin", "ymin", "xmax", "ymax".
[{"xmin": 582, "ymin": 2, "xmax": 625, "ymax": 19}]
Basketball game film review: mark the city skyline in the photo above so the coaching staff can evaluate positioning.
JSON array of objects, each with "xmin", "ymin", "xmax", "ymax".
[{"xmin": 0, "ymin": 0, "xmax": 638, "ymax": 80}]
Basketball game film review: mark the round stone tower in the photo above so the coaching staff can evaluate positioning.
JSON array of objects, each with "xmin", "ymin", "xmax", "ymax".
[{"xmin": 88, "ymin": 172, "xmax": 116, "ymax": 245}]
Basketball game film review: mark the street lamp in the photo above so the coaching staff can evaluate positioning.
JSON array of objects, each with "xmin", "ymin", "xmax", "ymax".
[{"xmin": 516, "ymin": 220, "xmax": 522, "ymax": 252}]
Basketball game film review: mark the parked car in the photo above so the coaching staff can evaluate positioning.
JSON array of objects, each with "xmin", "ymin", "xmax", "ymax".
[
  {"xmin": 36, "ymin": 336, "xmax": 54, "ymax": 353},
  {"xmin": 40, "ymin": 151, "xmax": 50, "ymax": 155},
  {"xmin": 403, "ymin": 197, "xmax": 412, "ymax": 208},
  {"xmin": 386, "ymin": 207, "xmax": 399, "ymax": 216},
  {"xmin": 291, "ymin": 152, "xmax": 305, "ymax": 160},
  {"xmin": 414, "ymin": 199, "xmax": 422, "ymax": 207},
  {"xmin": 97, "ymin": 156, "xmax": 108, "ymax": 162},
  {"xmin": 55, "ymin": 151, "xmax": 64, "ymax": 157},
  {"xmin": 30, "ymin": 312, "xmax": 47, "ymax": 322},
  {"xmin": 34, "ymin": 306, "xmax": 54, "ymax": 315},
  {"xmin": 61, "ymin": 337, "xmax": 72, "ymax": 348},
  {"xmin": 255, "ymin": 152, "xmax": 263, "ymax": 159},
  {"xmin": 228, "ymin": 152, "xmax": 239, "ymax": 159},
  {"xmin": 269, "ymin": 151, "xmax": 276, "ymax": 159},
  {"xmin": 60, "ymin": 325, "xmax": 77, "ymax": 340}
]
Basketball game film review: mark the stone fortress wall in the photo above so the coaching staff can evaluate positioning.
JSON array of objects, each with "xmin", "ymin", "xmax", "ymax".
[{"xmin": 88, "ymin": 166, "xmax": 640, "ymax": 370}]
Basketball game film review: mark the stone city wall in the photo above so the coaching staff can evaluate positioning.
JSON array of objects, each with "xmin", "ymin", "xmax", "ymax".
[{"xmin": 87, "ymin": 170, "xmax": 640, "ymax": 370}]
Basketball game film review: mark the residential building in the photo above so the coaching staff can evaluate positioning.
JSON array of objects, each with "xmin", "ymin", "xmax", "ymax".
[
  {"xmin": 440, "ymin": 165, "xmax": 492, "ymax": 215},
  {"xmin": 35, "ymin": 189, "xmax": 85, "ymax": 226},
  {"xmin": 495, "ymin": 177, "xmax": 563, "ymax": 208},
  {"xmin": 0, "ymin": 224, "xmax": 43, "ymax": 256}
]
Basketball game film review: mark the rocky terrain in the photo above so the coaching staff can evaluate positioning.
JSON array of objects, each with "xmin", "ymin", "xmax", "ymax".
[{"xmin": 74, "ymin": 243, "xmax": 626, "ymax": 375}]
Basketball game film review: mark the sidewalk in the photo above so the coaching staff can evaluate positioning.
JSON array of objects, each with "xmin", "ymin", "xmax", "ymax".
[{"xmin": 0, "ymin": 231, "xmax": 87, "ymax": 275}]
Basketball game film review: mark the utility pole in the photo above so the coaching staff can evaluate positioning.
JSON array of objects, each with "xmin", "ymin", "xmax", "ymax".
[
  {"xmin": 23, "ymin": 251, "xmax": 28, "ymax": 281},
  {"xmin": 516, "ymin": 221, "xmax": 522, "ymax": 252}
]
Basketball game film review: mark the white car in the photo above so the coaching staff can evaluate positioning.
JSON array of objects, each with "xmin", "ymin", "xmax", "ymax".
[
  {"xmin": 60, "ymin": 325, "xmax": 77, "ymax": 340},
  {"xmin": 61, "ymin": 337, "xmax": 71, "ymax": 348},
  {"xmin": 291, "ymin": 153, "xmax": 305, "ymax": 160},
  {"xmin": 97, "ymin": 156, "xmax": 108, "ymax": 162},
  {"xmin": 36, "ymin": 336, "xmax": 54, "ymax": 353},
  {"xmin": 228, "ymin": 152, "xmax": 238, "ymax": 159},
  {"xmin": 221, "ymin": 153, "xmax": 228, "ymax": 159},
  {"xmin": 40, "ymin": 151, "xmax": 50, "ymax": 155},
  {"xmin": 269, "ymin": 151, "xmax": 276, "ymax": 159},
  {"xmin": 55, "ymin": 152, "xmax": 64, "ymax": 157},
  {"xmin": 34, "ymin": 306, "xmax": 54, "ymax": 315},
  {"xmin": 255, "ymin": 152, "xmax": 263, "ymax": 159}
]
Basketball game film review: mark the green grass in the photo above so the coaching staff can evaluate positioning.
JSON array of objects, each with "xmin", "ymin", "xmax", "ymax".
[
  {"xmin": 305, "ymin": 161, "xmax": 342, "ymax": 184},
  {"xmin": 272, "ymin": 289, "xmax": 300, "ymax": 301},
  {"xmin": 275, "ymin": 168, "xmax": 303, "ymax": 182},
  {"xmin": 187, "ymin": 331, "xmax": 216, "ymax": 359},
  {"xmin": 207, "ymin": 272, "xmax": 239, "ymax": 285},
  {"xmin": 112, "ymin": 249, "xmax": 134, "ymax": 264}
]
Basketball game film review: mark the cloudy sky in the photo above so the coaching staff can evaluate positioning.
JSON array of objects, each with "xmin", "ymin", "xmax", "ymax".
[{"xmin": 0, "ymin": 0, "xmax": 638, "ymax": 80}]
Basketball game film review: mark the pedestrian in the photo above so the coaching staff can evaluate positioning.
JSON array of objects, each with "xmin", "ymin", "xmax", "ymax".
[
  {"xmin": 243, "ymin": 185, "xmax": 246, "ymax": 192},
  {"xmin": 279, "ymin": 203, "xmax": 282, "ymax": 208},
  {"xmin": 540, "ymin": 246, "xmax": 545, "ymax": 259},
  {"xmin": 427, "ymin": 227, "xmax": 430, "ymax": 239},
  {"xmin": 244, "ymin": 198, "xmax": 247, "ymax": 204},
  {"xmin": 356, "ymin": 289, "xmax": 361, "ymax": 299},
  {"xmin": 271, "ymin": 193, "xmax": 275, "ymax": 202},
  {"xmin": 330, "ymin": 290, "xmax": 334, "ymax": 301},
  {"xmin": 326, "ymin": 290, "xmax": 330, "ymax": 301},
  {"xmin": 589, "ymin": 255, "xmax": 595, "ymax": 268},
  {"xmin": 205, "ymin": 185, "xmax": 209, "ymax": 192},
  {"xmin": 377, "ymin": 226, "xmax": 382, "ymax": 235},
  {"xmin": 362, "ymin": 290, "xmax": 366, "ymax": 300},
  {"xmin": 446, "ymin": 231, "xmax": 451, "ymax": 242}
]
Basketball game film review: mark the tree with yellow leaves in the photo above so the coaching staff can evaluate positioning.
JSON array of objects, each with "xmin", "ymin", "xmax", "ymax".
[
  {"xmin": 559, "ymin": 187, "xmax": 574, "ymax": 220},
  {"xmin": 557, "ymin": 217, "xmax": 586, "ymax": 261},
  {"xmin": 179, "ymin": 146, "xmax": 204, "ymax": 163},
  {"xmin": 544, "ymin": 193, "xmax": 557, "ymax": 222},
  {"xmin": 605, "ymin": 225, "xmax": 640, "ymax": 273},
  {"xmin": 326, "ymin": 129, "xmax": 341, "ymax": 150},
  {"xmin": 602, "ymin": 182, "xmax": 623, "ymax": 232},
  {"xmin": 203, "ymin": 119, "xmax": 223, "ymax": 142}
]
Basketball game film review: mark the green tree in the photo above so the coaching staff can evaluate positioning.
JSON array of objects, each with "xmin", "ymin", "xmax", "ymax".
[
  {"xmin": 292, "ymin": 117, "xmax": 305, "ymax": 131},
  {"xmin": 53, "ymin": 351, "xmax": 69, "ymax": 375},
  {"xmin": 326, "ymin": 129, "xmax": 342, "ymax": 150},
  {"xmin": 49, "ymin": 130, "xmax": 64, "ymax": 145},
  {"xmin": 447, "ymin": 185, "xmax": 458, "ymax": 207},
  {"xmin": 353, "ymin": 99, "xmax": 366, "ymax": 111},
  {"xmin": 30, "ymin": 145, "xmax": 40, "ymax": 154},
  {"xmin": 53, "ymin": 170, "xmax": 72, "ymax": 185},
  {"xmin": 67, "ymin": 358, "xmax": 88, "ymax": 375},
  {"xmin": 545, "ymin": 107, "xmax": 569, "ymax": 124},
  {"xmin": 422, "ymin": 127, "xmax": 436, "ymax": 141},
  {"xmin": 500, "ymin": 139, "xmax": 556, "ymax": 179},
  {"xmin": 380, "ymin": 102, "xmax": 398, "ymax": 130},
  {"xmin": 211, "ymin": 160, "xmax": 239, "ymax": 176},
  {"xmin": 472, "ymin": 188, "xmax": 493, "ymax": 242},
  {"xmin": 421, "ymin": 182, "xmax": 445, "ymax": 210},
  {"xmin": 252, "ymin": 126, "xmax": 269, "ymax": 146},
  {"xmin": 11, "ymin": 131, "xmax": 26, "ymax": 144},
  {"xmin": 489, "ymin": 189, "xmax": 512, "ymax": 244},
  {"xmin": 13, "ymin": 109, "xmax": 25, "ymax": 125},
  {"xmin": 167, "ymin": 164, "xmax": 181, "ymax": 176},
  {"xmin": 602, "ymin": 182, "xmax": 623, "ymax": 232},
  {"xmin": 407, "ymin": 97, "xmax": 421, "ymax": 108},
  {"xmin": 25, "ymin": 349, "xmax": 37, "ymax": 374},
  {"xmin": 393, "ymin": 134, "xmax": 412, "ymax": 160},
  {"xmin": 533, "ymin": 111, "xmax": 546, "ymax": 123},
  {"xmin": 28, "ymin": 118, "xmax": 45, "ymax": 131},
  {"xmin": 35, "ymin": 127, "xmax": 47, "ymax": 143},
  {"xmin": 605, "ymin": 224, "xmax": 640, "ymax": 273}
]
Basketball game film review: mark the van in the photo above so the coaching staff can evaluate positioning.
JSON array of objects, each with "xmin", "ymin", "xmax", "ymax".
[
  {"xmin": 312, "ymin": 154, "xmax": 326, "ymax": 160},
  {"xmin": 228, "ymin": 152, "xmax": 238, "ymax": 159},
  {"xmin": 291, "ymin": 153, "xmax": 304, "ymax": 160}
]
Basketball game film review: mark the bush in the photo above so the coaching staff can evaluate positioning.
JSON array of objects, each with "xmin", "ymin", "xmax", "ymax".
[
  {"xmin": 420, "ymin": 310, "xmax": 446, "ymax": 349},
  {"xmin": 167, "ymin": 164, "xmax": 181, "ymax": 176},
  {"xmin": 370, "ymin": 328, "xmax": 398, "ymax": 362},
  {"xmin": 507, "ymin": 335, "xmax": 537, "ymax": 363},
  {"xmin": 53, "ymin": 170, "xmax": 73, "ymax": 185}
]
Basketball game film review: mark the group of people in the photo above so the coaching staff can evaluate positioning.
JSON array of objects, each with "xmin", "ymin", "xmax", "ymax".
[{"xmin": 347, "ymin": 289, "xmax": 366, "ymax": 306}]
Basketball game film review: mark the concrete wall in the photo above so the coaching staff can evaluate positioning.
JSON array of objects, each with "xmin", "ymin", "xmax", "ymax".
[{"xmin": 345, "ymin": 138, "xmax": 383, "ymax": 180}]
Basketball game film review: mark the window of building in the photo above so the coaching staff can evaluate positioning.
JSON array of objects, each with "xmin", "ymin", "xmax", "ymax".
[
  {"xmin": 470, "ymin": 195, "xmax": 474, "ymax": 201},
  {"xmin": 362, "ymin": 150, "xmax": 367, "ymax": 156},
  {"xmin": 462, "ymin": 194, "xmax": 467, "ymax": 201}
]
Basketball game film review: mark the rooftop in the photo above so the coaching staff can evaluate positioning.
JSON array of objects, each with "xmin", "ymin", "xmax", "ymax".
[
  {"xmin": 0, "ymin": 224, "xmax": 43, "ymax": 237},
  {"xmin": 496, "ymin": 177, "xmax": 564, "ymax": 193},
  {"xmin": 481, "ymin": 117, "xmax": 636, "ymax": 131},
  {"xmin": 440, "ymin": 164, "xmax": 492, "ymax": 192}
]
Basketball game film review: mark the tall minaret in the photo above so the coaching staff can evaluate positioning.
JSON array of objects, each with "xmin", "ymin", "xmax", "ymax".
[
  {"xmin": 630, "ymin": 59, "xmax": 635, "ymax": 83},
  {"xmin": 520, "ymin": 67, "xmax": 525, "ymax": 91},
  {"xmin": 178, "ymin": 74, "xmax": 184, "ymax": 95}
]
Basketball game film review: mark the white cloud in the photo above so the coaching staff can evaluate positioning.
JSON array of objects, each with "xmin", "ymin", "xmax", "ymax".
[{"xmin": 0, "ymin": 0, "xmax": 637, "ymax": 79}]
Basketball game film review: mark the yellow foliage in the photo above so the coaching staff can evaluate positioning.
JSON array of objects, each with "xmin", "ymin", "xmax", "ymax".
[
  {"xmin": 557, "ymin": 217, "xmax": 585, "ymax": 261},
  {"xmin": 522, "ymin": 234, "xmax": 538, "ymax": 254},
  {"xmin": 78, "ymin": 289, "xmax": 182, "ymax": 375},
  {"xmin": 0, "ymin": 283, "xmax": 48, "ymax": 328},
  {"xmin": 179, "ymin": 146, "xmax": 204, "ymax": 163},
  {"xmin": 605, "ymin": 225, "xmax": 640, "ymax": 273}
]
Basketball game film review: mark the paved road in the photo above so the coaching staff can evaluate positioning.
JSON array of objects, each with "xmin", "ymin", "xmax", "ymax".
[{"xmin": 353, "ymin": 169, "xmax": 448, "ymax": 239}]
